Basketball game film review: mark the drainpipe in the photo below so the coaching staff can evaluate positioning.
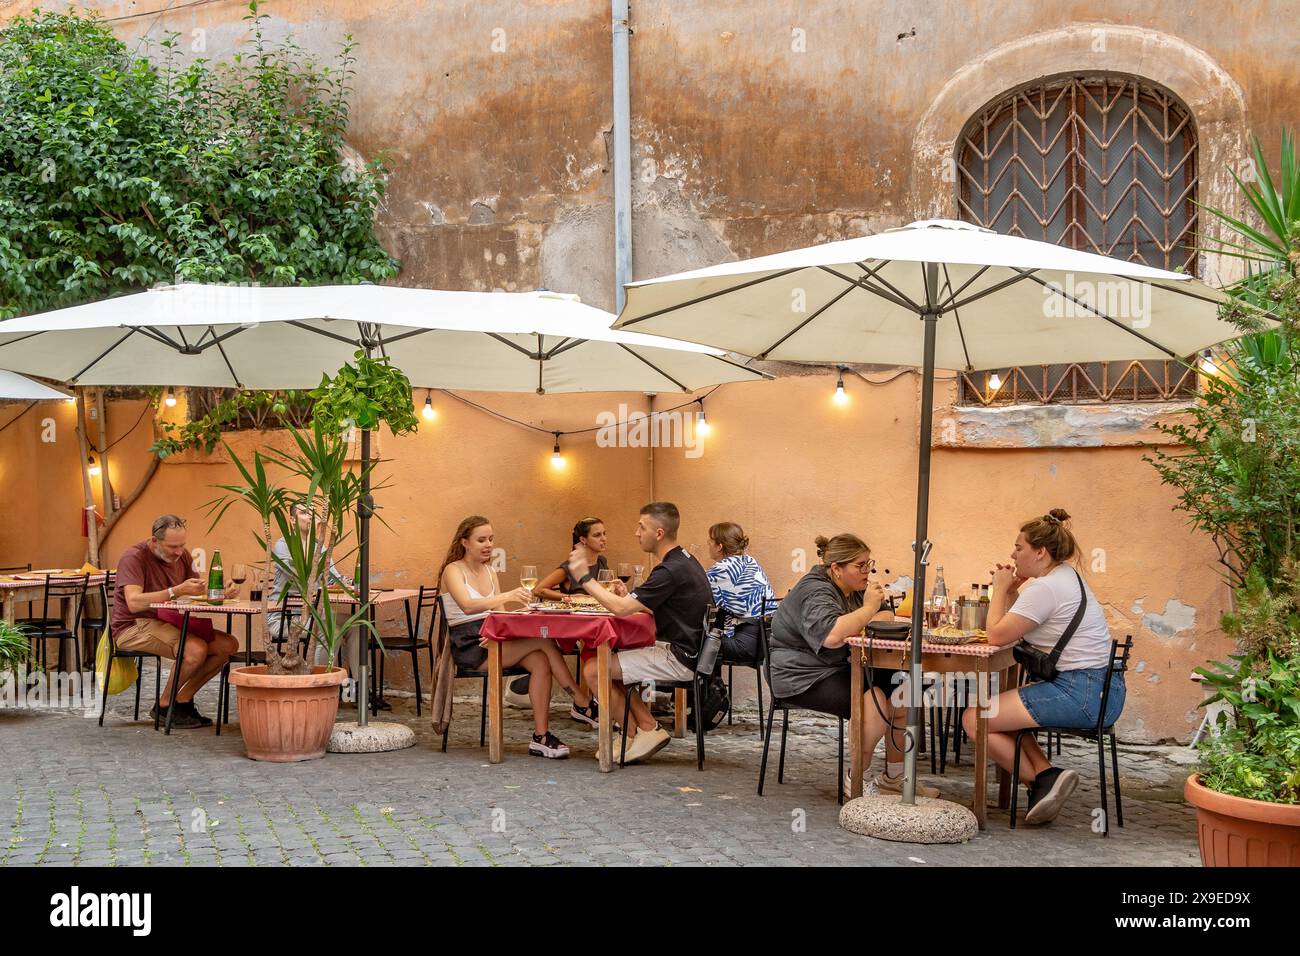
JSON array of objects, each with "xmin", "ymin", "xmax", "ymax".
[{"xmin": 611, "ymin": 0, "xmax": 632, "ymax": 313}]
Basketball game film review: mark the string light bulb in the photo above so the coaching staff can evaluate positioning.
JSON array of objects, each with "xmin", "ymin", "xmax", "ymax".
[
  {"xmin": 833, "ymin": 367, "xmax": 849, "ymax": 406},
  {"xmin": 87, "ymin": 455, "xmax": 101, "ymax": 477},
  {"xmin": 1199, "ymin": 350, "xmax": 1218, "ymax": 376},
  {"xmin": 422, "ymin": 390, "xmax": 437, "ymax": 421},
  {"xmin": 550, "ymin": 433, "xmax": 566, "ymax": 470},
  {"xmin": 695, "ymin": 400, "xmax": 711, "ymax": 436},
  {"xmin": 164, "ymin": 386, "xmax": 177, "ymax": 408},
  {"xmin": 988, "ymin": 371, "xmax": 1003, "ymax": 391}
]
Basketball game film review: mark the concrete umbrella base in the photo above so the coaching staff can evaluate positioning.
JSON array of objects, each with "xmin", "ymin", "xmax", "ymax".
[
  {"xmin": 327, "ymin": 721, "xmax": 417, "ymax": 754},
  {"xmin": 839, "ymin": 795, "xmax": 979, "ymax": 844}
]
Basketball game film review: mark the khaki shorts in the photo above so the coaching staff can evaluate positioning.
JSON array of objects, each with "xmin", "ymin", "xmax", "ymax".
[
  {"xmin": 617, "ymin": 641, "xmax": 694, "ymax": 685},
  {"xmin": 114, "ymin": 618, "xmax": 182, "ymax": 659}
]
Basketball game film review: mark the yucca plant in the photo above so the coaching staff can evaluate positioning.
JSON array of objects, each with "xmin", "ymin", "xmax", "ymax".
[
  {"xmin": 206, "ymin": 420, "xmax": 377, "ymax": 675},
  {"xmin": 0, "ymin": 620, "xmax": 32, "ymax": 679}
]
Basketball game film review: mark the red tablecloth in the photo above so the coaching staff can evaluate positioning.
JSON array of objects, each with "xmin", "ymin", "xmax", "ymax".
[{"xmin": 480, "ymin": 611, "xmax": 656, "ymax": 654}]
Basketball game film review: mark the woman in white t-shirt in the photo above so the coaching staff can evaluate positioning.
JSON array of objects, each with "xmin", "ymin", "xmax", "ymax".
[{"xmin": 960, "ymin": 509, "xmax": 1125, "ymax": 825}]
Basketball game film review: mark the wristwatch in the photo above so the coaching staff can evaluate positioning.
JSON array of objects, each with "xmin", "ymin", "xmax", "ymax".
[
  {"xmin": 167, "ymin": 586, "xmax": 176, "ymax": 600},
  {"xmin": 578, "ymin": 571, "xmax": 594, "ymax": 586}
]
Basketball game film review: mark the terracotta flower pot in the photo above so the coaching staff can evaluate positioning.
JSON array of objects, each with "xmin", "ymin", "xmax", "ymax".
[
  {"xmin": 228, "ymin": 664, "xmax": 347, "ymax": 762},
  {"xmin": 1185, "ymin": 773, "xmax": 1300, "ymax": 866}
]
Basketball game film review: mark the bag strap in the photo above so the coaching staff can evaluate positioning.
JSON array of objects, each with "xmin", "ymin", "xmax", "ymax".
[{"xmin": 1044, "ymin": 569, "xmax": 1087, "ymax": 668}]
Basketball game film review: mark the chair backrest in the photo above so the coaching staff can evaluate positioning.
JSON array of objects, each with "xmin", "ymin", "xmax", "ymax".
[
  {"xmin": 419, "ymin": 584, "xmax": 439, "ymax": 630},
  {"xmin": 1096, "ymin": 635, "xmax": 1134, "ymax": 731},
  {"xmin": 0, "ymin": 564, "xmax": 32, "ymax": 573},
  {"xmin": 433, "ymin": 592, "xmax": 449, "ymax": 644},
  {"xmin": 756, "ymin": 613, "xmax": 776, "ymax": 691},
  {"xmin": 39, "ymin": 573, "xmax": 90, "ymax": 632}
]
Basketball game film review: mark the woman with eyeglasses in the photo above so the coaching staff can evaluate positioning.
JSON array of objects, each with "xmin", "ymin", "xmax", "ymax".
[{"xmin": 768, "ymin": 533, "xmax": 940, "ymax": 798}]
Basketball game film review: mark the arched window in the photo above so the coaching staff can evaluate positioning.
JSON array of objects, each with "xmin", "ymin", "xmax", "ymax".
[{"xmin": 956, "ymin": 74, "xmax": 1199, "ymax": 405}]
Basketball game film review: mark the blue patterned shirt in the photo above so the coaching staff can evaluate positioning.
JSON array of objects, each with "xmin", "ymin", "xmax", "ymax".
[{"xmin": 705, "ymin": 554, "xmax": 777, "ymax": 635}]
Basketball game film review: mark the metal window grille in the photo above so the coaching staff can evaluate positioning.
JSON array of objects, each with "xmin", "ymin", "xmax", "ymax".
[{"xmin": 956, "ymin": 74, "xmax": 1199, "ymax": 406}]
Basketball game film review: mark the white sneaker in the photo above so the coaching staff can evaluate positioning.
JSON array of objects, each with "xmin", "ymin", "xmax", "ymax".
[
  {"xmin": 621, "ymin": 726, "xmax": 671, "ymax": 765},
  {"xmin": 878, "ymin": 772, "xmax": 940, "ymax": 799},
  {"xmin": 528, "ymin": 731, "xmax": 570, "ymax": 759},
  {"xmin": 504, "ymin": 675, "xmax": 532, "ymax": 709},
  {"xmin": 842, "ymin": 771, "xmax": 880, "ymax": 797}
]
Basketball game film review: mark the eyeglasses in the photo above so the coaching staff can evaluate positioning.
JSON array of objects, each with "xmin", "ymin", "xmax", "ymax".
[{"xmin": 844, "ymin": 559, "xmax": 876, "ymax": 574}]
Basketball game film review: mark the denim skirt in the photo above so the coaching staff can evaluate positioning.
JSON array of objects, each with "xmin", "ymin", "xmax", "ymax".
[{"xmin": 1018, "ymin": 666, "xmax": 1125, "ymax": 729}]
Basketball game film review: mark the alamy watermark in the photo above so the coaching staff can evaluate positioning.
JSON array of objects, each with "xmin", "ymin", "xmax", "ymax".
[{"xmin": 595, "ymin": 403, "xmax": 705, "ymax": 459}]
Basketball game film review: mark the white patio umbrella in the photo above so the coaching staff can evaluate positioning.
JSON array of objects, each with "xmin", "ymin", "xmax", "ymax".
[
  {"xmin": 0, "ymin": 285, "xmax": 764, "ymax": 393},
  {"xmin": 614, "ymin": 218, "xmax": 1254, "ymax": 809},
  {"xmin": 0, "ymin": 283, "xmax": 767, "ymax": 728},
  {"xmin": 0, "ymin": 369, "xmax": 73, "ymax": 401}
]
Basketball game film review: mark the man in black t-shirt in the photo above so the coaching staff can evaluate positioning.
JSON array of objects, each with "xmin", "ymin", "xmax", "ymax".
[{"xmin": 568, "ymin": 501, "xmax": 711, "ymax": 764}]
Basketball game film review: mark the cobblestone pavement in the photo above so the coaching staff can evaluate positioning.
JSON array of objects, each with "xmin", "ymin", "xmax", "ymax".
[{"xmin": 0, "ymin": 671, "xmax": 1201, "ymax": 866}]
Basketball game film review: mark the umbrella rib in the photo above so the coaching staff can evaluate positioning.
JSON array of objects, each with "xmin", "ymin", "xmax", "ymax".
[
  {"xmin": 486, "ymin": 333, "xmax": 535, "ymax": 358},
  {"xmin": 706, "ymin": 352, "xmax": 773, "ymax": 379},
  {"xmin": 213, "ymin": 334, "xmax": 243, "ymax": 388},
  {"xmin": 69, "ymin": 329, "xmax": 137, "ymax": 383},
  {"xmin": 936, "ymin": 265, "xmax": 992, "ymax": 312},
  {"xmin": 383, "ymin": 327, "xmax": 433, "ymax": 345},
  {"xmin": 941, "ymin": 263, "xmax": 973, "ymax": 370},
  {"xmin": 1122, "ymin": 277, "xmax": 1225, "ymax": 309},
  {"xmin": 0, "ymin": 330, "xmax": 49, "ymax": 350},
  {"xmin": 546, "ymin": 338, "xmax": 584, "ymax": 359},
  {"xmin": 948, "ymin": 270, "xmax": 1038, "ymax": 311},
  {"xmin": 859, "ymin": 262, "xmax": 924, "ymax": 312},
  {"xmin": 758, "ymin": 282, "xmax": 859, "ymax": 358},
  {"xmin": 132, "ymin": 327, "xmax": 183, "ymax": 350},
  {"xmin": 1025, "ymin": 273, "xmax": 1179, "ymax": 358},
  {"xmin": 286, "ymin": 320, "xmax": 363, "ymax": 348},
  {"xmin": 618, "ymin": 344, "xmax": 690, "ymax": 392},
  {"xmin": 819, "ymin": 265, "xmax": 915, "ymax": 312},
  {"xmin": 618, "ymin": 268, "xmax": 804, "ymax": 327}
]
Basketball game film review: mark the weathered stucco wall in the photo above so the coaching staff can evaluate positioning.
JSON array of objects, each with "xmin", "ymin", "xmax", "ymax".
[{"xmin": 3, "ymin": 0, "xmax": 1293, "ymax": 741}]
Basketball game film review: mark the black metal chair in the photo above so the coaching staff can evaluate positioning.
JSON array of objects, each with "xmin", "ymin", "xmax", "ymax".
[
  {"xmin": 755, "ymin": 614, "xmax": 847, "ymax": 804},
  {"xmin": 368, "ymin": 585, "xmax": 437, "ymax": 716},
  {"xmin": 27, "ymin": 573, "xmax": 90, "ymax": 700},
  {"xmin": 97, "ymin": 629, "xmax": 164, "ymax": 729},
  {"xmin": 1010, "ymin": 636, "xmax": 1133, "ymax": 835},
  {"xmin": 79, "ymin": 571, "xmax": 115, "ymax": 672},
  {"xmin": 719, "ymin": 610, "xmax": 766, "ymax": 725},
  {"xmin": 616, "ymin": 603, "xmax": 723, "ymax": 772},
  {"xmin": 434, "ymin": 594, "xmax": 525, "ymax": 751}
]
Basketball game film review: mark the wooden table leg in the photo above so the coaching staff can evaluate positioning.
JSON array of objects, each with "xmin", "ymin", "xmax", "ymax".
[
  {"xmin": 673, "ymin": 687, "xmax": 686, "ymax": 738},
  {"xmin": 487, "ymin": 640, "xmax": 503, "ymax": 764},
  {"xmin": 996, "ymin": 665, "xmax": 1014, "ymax": 810},
  {"xmin": 597, "ymin": 643, "xmax": 612, "ymax": 773},
  {"xmin": 850, "ymin": 645, "xmax": 864, "ymax": 799},
  {"xmin": 973, "ymin": 665, "xmax": 989, "ymax": 830}
]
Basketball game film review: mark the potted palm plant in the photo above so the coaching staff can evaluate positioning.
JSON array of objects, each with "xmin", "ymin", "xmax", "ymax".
[
  {"xmin": 207, "ymin": 351, "xmax": 418, "ymax": 762},
  {"xmin": 1149, "ymin": 131, "xmax": 1300, "ymax": 864}
]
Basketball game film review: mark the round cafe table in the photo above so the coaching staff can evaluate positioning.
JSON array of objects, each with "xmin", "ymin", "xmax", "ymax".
[{"xmin": 479, "ymin": 610, "xmax": 656, "ymax": 771}]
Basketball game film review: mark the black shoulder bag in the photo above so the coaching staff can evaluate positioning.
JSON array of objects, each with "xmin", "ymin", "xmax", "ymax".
[{"xmin": 1012, "ymin": 569, "xmax": 1087, "ymax": 683}]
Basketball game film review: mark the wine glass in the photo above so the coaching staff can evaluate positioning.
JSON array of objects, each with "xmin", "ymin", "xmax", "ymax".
[
  {"xmin": 617, "ymin": 562, "xmax": 632, "ymax": 585},
  {"xmin": 232, "ymin": 563, "xmax": 248, "ymax": 585},
  {"xmin": 520, "ymin": 565, "xmax": 538, "ymax": 605},
  {"xmin": 597, "ymin": 568, "xmax": 615, "ymax": 590},
  {"xmin": 632, "ymin": 563, "xmax": 644, "ymax": 587}
]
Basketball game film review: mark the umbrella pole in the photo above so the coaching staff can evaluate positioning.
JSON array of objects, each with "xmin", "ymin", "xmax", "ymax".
[
  {"xmin": 903, "ymin": 305, "xmax": 939, "ymax": 805},
  {"xmin": 358, "ymin": 427, "xmax": 372, "ymax": 728}
]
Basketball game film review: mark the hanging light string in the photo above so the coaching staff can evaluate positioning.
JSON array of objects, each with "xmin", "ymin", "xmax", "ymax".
[{"xmin": 433, "ymin": 384, "xmax": 728, "ymax": 443}]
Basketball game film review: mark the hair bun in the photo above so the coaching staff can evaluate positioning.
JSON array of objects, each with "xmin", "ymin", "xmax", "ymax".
[
  {"xmin": 814, "ymin": 535, "xmax": 830, "ymax": 558},
  {"xmin": 1047, "ymin": 508, "xmax": 1071, "ymax": 524}
]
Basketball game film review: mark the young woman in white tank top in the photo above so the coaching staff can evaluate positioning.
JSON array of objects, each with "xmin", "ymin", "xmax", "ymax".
[{"xmin": 438, "ymin": 516, "xmax": 598, "ymax": 759}]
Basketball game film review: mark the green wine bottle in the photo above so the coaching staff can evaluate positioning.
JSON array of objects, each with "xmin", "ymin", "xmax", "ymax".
[{"xmin": 208, "ymin": 550, "xmax": 225, "ymax": 605}]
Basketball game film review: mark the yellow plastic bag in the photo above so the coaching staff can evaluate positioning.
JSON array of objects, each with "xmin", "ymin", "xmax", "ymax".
[{"xmin": 95, "ymin": 629, "xmax": 137, "ymax": 695}]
